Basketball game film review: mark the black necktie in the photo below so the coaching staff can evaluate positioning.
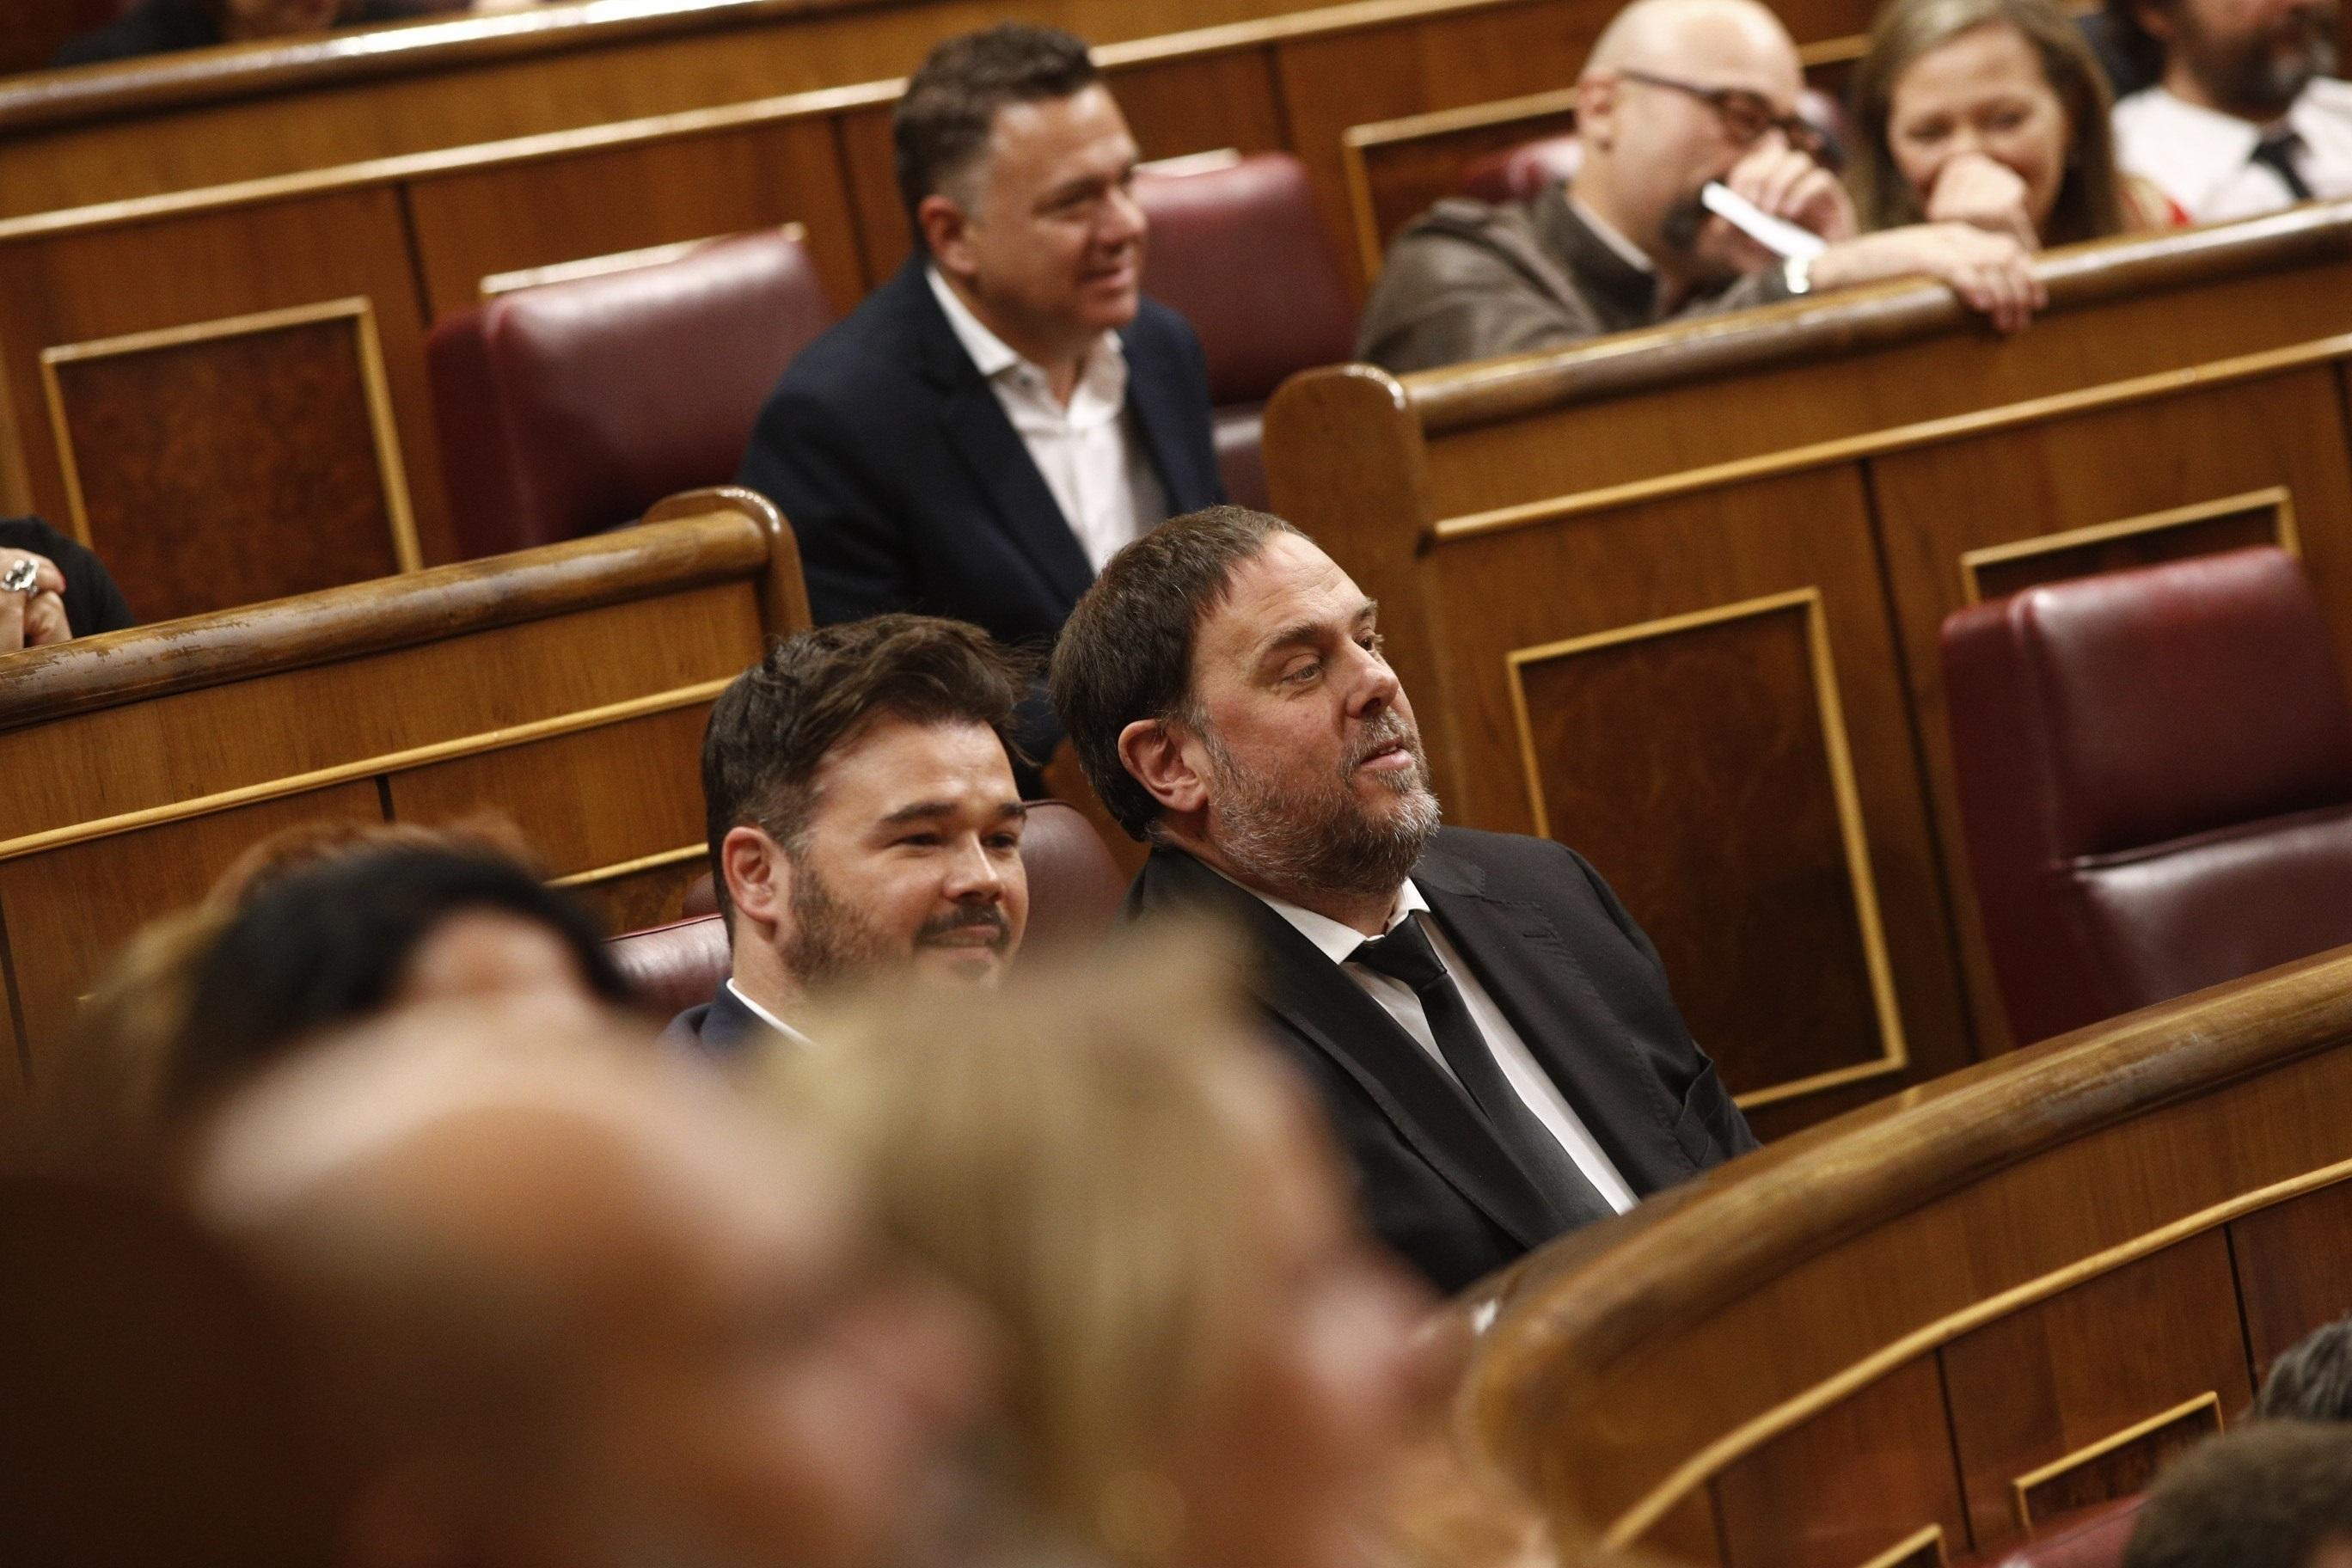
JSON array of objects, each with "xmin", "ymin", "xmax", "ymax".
[
  {"xmin": 1350, "ymin": 916, "xmax": 1614, "ymax": 1231},
  {"xmin": 2252, "ymin": 130, "xmax": 2315, "ymax": 200}
]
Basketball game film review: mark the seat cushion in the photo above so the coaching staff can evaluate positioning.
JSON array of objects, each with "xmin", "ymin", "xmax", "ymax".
[
  {"xmin": 428, "ymin": 227, "xmax": 835, "ymax": 557},
  {"xmin": 606, "ymin": 915, "xmax": 730, "ymax": 1020},
  {"xmin": 1987, "ymin": 1494, "xmax": 2146, "ymax": 1568},
  {"xmin": 1136, "ymin": 152, "xmax": 1357, "ymax": 408}
]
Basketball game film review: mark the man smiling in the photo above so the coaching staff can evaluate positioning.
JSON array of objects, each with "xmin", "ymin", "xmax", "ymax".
[
  {"xmin": 668, "ymin": 616, "xmax": 1033, "ymax": 1055},
  {"xmin": 736, "ymin": 24, "xmax": 1223, "ymax": 773},
  {"xmin": 1051, "ymin": 507, "xmax": 1756, "ymax": 1291}
]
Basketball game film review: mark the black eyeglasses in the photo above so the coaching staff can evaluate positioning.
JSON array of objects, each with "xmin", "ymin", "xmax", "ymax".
[{"xmin": 1618, "ymin": 68, "xmax": 1828, "ymax": 158}]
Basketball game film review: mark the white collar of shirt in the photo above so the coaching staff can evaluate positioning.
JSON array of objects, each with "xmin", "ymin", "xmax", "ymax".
[
  {"xmin": 925, "ymin": 266, "xmax": 1128, "ymax": 408},
  {"xmin": 2114, "ymin": 82, "xmax": 2351, "ymax": 207},
  {"xmin": 726, "ymin": 978, "xmax": 816, "ymax": 1050},
  {"xmin": 1241, "ymin": 874, "xmax": 1428, "ymax": 961},
  {"xmin": 1566, "ymin": 192, "xmax": 1657, "ymax": 275}
]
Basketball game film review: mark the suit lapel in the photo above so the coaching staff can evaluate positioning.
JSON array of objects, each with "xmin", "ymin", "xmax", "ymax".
[
  {"xmin": 1131, "ymin": 850, "xmax": 1562, "ymax": 1249},
  {"xmin": 907, "ymin": 264, "xmax": 1098, "ymax": 608},
  {"xmin": 1415, "ymin": 840, "xmax": 1700, "ymax": 1191},
  {"xmin": 1119, "ymin": 319, "xmax": 1206, "ymax": 512}
]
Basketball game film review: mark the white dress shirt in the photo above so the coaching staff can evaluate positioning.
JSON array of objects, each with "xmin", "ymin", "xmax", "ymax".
[
  {"xmin": 1246, "ymin": 879, "xmax": 1638, "ymax": 1214},
  {"xmin": 726, "ymin": 979, "xmax": 817, "ymax": 1050},
  {"xmin": 2113, "ymin": 79, "xmax": 2352, "ymax": 222},
  {"xmin": 925, "ymin": 268, "xmax": 1168, "ymax": 573}
]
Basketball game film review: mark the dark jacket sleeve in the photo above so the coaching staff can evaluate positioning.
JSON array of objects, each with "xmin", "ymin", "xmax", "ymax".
[
  {"xmin": 734, "ymin": 382, "xmax": 919, "ymax": 627},
  {"xmin": 0, "ymin": 517, "xmax": 136, "ymax": 638}
]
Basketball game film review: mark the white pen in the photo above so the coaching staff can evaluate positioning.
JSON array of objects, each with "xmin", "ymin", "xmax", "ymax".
[{"xmin": 1699, "ymin": 181, "xmax": 1827, "ymax": 260}]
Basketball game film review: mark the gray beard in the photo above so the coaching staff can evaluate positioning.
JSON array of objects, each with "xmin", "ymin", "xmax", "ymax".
[{"xmin": 1199, "ymin": 709, "xmax": 1442, "ymax": 906}]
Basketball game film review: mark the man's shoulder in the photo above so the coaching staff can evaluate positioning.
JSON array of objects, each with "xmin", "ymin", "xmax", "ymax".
[
  {"xmin": 773, "ymin": 265, "xmax": 935, "ymax": 405},
  {"xmin": 1424, "ymin": 824, "xmax": 1581, "ymax": 882},
  {"xmin": 1387, "ymin": 195, "xmax": 1553, "ymax": 272}
]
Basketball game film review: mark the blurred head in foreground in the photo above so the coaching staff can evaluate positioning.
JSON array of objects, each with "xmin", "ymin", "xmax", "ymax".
[
  {"xmin": 191, "ymin": 1009, "xmax": 995, "ymax": 1568},
  {"xmin": 783, "ymin": 936, "xmax": 1451, "ymax": 1568},
  {"xmin": 166, "ymin": 844, "xmax": 631, "ymax": 1112},
  {"xmin": 2126, "ymin": 1421, "xmax": 2352, "ymax": 1568},
  {"xmin": 2257, "ymin": 1314, "xmax": 2352, "ymax": 1422}
]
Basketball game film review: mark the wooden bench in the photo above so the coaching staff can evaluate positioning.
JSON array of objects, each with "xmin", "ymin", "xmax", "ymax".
[
  {"xmin": 1263, "ymin": 199, "xmax": 2352, "ymax": 1135},
  {"xmin": 1462, "ymin": 944, "xmax": 2352, "ymax": 1565},
  {"xmin": 0, "ymin": 486, "xmax": 805, "ymax": 1097}
]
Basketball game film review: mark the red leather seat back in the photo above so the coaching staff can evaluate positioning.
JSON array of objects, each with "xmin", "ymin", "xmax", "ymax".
[
  {"xmin": 1456, "ymin": 89, "xmax": 1849, "ymax": 205},
  {"xmin": 1990, "ymin": 1495, "xmax": 2147, "ymax": 1568},
  {"xmin": 606, "ymin": 914, "xmax": 730, "ymax": 1020},
  {"xmin": 1135, "ymin": 152, "xmax": 1357, "ymax": 509},
  {"xmin": 631, "ymin": 801, "xmax": 1126, "ymax": 1009},
  {"xmin": 1942, "ymin": 547, "xmax": 2352, "ymax": 1044},
  {"xmin": 427, "ymin": 228, "xmax": 835, "ymax": 558}
]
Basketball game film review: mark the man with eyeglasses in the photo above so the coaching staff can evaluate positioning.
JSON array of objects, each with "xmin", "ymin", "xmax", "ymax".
[{"xmin": 1358, "ymin": 0, "xmax": 2048, "ymax": 373}]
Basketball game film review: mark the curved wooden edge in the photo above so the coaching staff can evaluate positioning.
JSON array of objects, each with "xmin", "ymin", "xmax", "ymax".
[
  {"xmin": 1403, "ymin": 199, "xmax": 2352, "ymax": 434},
  {"xmin": 1463, "ymin": 944, "xmax": 2352, "ymax": 1514},
  {"xmin": 644, "ymin": 484, "xmax": 807, "ymax": 641},
  {"xmin": 0, "ymin": 495, "xmax": 773, "ymax": 730}
]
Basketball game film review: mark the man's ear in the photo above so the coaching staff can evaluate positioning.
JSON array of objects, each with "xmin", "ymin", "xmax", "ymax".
[
  {"xmin": 1118, "ymin": 716, "xmax": 1210, "ymax": 818},
  {"xmin": 1576, "ymin": 70, "xmax": 1619, "ymax": 150},
  {"xmin": 918, "ymin": 191, "xmax": 977, "ymax": 280},
  {"xmin": 720, "ymin": 824, "xmax": 792, "ymax": 932}
]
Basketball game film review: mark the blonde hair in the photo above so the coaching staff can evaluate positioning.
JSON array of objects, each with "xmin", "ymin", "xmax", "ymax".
[
  {"xmin": 1847, "ymin": 0, "xmax": 2129, "ymax": 244},
  {"xmin": 778, "ymin": 935, "xmax": 1297, "ymax": 1561}
]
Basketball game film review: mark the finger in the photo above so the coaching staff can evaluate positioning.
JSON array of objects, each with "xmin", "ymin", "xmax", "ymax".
[
  {"xmin": 0, "ymin": 594, "xmax": 24, "ymax": 655},
  {"xmin": 1, "ymin": 551, "xmax": 65, "ymax": 597},
  {"xmin": 24, "ymin": 591, "xmax": 69, "ymax": 648}
]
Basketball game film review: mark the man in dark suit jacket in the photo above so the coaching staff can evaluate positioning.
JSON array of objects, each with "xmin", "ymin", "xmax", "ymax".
[
  {"xmin": 1050, "ymin": 506, "xmax": 1756, "ymax": 1293},
  {"xmin": 664, "ymin": 616, "xmax": 1034, "ymax": 1057},
  {"xmin": 736, "ymin": 24, "xmax": 1222, "ymax": 769}
]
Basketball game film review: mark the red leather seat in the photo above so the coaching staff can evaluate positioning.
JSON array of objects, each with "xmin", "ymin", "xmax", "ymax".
[
  {"xmin": 1982, "ymin": 1495, "xmax": 2147, "ymax": 1568},
  {"xmin": 1942, "ymin": 547, "xmax": 2352, "ymax": 1045},
  {"xmin": 1457, "ymin": 89, "xmax": 1852, "ymax": 205},
  {"xmin": 1135, "ymin": 152, "xmax": 1357, "ymax": 510},
  {"xmin": 618, "ymin": 799, "xmax": 1129, "ymax": 1011},
  {"xmin": 426, "ymin": 228, "xmax": 835, "ymax": 558}
]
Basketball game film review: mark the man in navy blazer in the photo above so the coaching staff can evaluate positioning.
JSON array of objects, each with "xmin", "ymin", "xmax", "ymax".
[{"xmin": 737, "ymin": 24, "xmax": 1223, "ymax": 769}]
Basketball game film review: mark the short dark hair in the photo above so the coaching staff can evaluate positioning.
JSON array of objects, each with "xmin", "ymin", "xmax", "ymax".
[
  {"xmin": 1048, "ymin": 506, "xmax": 1301, "ymax": 841},
  {"xmin": 169, "ymin": 847, "xmax": 628, "ymax": 1112},
  {"xmin": 2126, "ymin": 1423, "xmax": 2352, "ymax": 1568},
  {"xmin": 2259, "ymin": 1317, "xmax": 2352, "ymax": 1423},
  {"xmin": 892, "ymin": 23, "xmax": 1100, "ymax": 240},
  {"xmin": 701, "ymin": 614, "xmax": 1032, "ymax": 922}
]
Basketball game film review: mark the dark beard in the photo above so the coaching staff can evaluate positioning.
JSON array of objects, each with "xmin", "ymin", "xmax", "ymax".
[
  {"xmin": 1201, "ymin": 709, "xmax": 1442, "ymax": 905},
  {"xmin": 782, "ymin": 856, "xmax": 1013, "ymax": 993},
  {"xmin": 2182, "ymin": 1, "xmax": 2338, "ymax": 119}
]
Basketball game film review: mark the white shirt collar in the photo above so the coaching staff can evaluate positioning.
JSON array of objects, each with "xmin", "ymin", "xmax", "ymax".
[
  {"xmin": 1236, "ymin": 873, "xmax": 1430, "ymax": 965},
  {"xmin": 1566, "ymin": 192, "xmax": 1657, "ymax": 275},
  {"xmin": 2112, "ymin": 83, "xmax": 2344, "ymax": 207},
  {"xmin": 926, "ymin": 266, "xmax": 1125, "ymax": 394},
  {"xmin": 726, "ymin": 978, "xmax": 816, "ymax": 1050}
]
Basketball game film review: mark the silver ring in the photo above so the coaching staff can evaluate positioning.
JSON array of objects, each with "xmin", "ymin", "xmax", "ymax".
[{"xmin": 0, "ymin": 558, "xmax": 38, "ymax": 597}]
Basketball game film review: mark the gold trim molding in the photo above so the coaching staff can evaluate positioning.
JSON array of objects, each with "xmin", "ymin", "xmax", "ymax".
[
  {"xmin": 2007, "ymin": 1393, "xmax": 2220, "ymax": 1535},
  {"xmin": 1958, "ymin": 487, "xmax": 2300, "ymax": 604},
  {"xmin": 1502, "ymin": 588, "xmax": 1908, "ymax": 1111},
  {"xmin": 1857, "ymin": 1524, "xmax": 1947, "ymax": 1568},
  {"xmin": 549, "ymin": 843, "xmax": 706, "ymax": 890},
  {"xmin": 38, "ymin": 296, "xmax": 422, "ymax": 575},
  {"xmin": 480, "ymin": 222, "xmax": 807, "ymax": 297}
]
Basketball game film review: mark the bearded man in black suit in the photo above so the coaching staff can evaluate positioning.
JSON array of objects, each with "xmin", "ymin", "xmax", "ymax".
[{"xmin": 1050, "ymin": 506, "xmax": 1756, "ymax": 1293}]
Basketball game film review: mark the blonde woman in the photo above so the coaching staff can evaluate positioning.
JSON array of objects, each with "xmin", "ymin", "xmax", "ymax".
[
  {"xmin": 781, "ymin": 941, "xmax": 1491, "ymax": 1568},
  {"xmin": 1850, "ymin": 0, "xmax": 2180, "ymax": 248}
]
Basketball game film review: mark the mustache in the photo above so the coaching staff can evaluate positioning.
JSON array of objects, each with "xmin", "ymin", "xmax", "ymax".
[
  {"xmin": 1343, "ymin": 711, "xmax": 1423, "ymax": 774},
  {"xmin": 916, "ymin": 903, "xmax": 1012, "ymax": 946}
]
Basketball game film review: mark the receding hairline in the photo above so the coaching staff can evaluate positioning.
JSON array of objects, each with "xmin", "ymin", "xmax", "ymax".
[{"xmin": 1584, "ymin": 0, "xmax": 1798, "ymax": 75}]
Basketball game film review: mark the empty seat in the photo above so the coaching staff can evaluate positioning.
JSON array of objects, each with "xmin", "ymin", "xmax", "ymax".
[
  {"xmin": 1457, "ymin": 89, "xmax": 1851, "ymax": 205},
  {"xmin": 624, "ymin": 800, "xmax": 1130, "ymax": 1013},
  {"xmin": 427, "ymin": 228, "xmax": 835, "ymax": 558},
  {"xmin": 1943, "ymin": 547, "xmax": 2352, "ymax": 1044},
  {"xmin": 1135, "ymin": 152, "xmax": 1357, "ymax": 510}
]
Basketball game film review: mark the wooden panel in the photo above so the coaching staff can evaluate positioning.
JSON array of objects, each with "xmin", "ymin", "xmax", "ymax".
[
  {"xmin": 1644, "ymin": 1487, "xmax": 1724, "ymax": 1567},
  {"xmin": 1960, "ymin": 488, "xmax": 2296, "ymax": 606},
  {"xmin": 1939, "ymin": 1232, "xmax": 2252, "ymax": 1555},
  {"xmin": 42, "ymin": 301, "xmax": 413, "ymax": 623},
  {"xmin": 1406, "ymin": 464, "xmax": 1973, "ymax": 1136},
  {"xmin": 2229, "ymin": 1180, "xmax": 2352, "ymax": 1384},
  {"xmin": 1871, "ymin": 368, "xmax": 2352, "ymax": 1055},
  {"xmin": 1712, "ymin": 1357, "xmax": 1967, "ymax": 1568},
  {"xmin": 383, "ymin": 703, "xmax": 711, "ymax": 884},
  {"xmin": 405, "ymin": 115, "xmax": 867, "ymax": 320},
  {"xmin": 0, "ymin": 782, "xmax": 386, "ymax": 1077},
  {"xmin": 562, "ymin": 858, "xmax": 709, "ymax": 937},
  {"xmin": 1509, "ymin": 591, "xmax": 1901, "ymax": 1108},
  {"xmin": 836, "ymin": 101, "xmax": 908, "ymax": 291},
  {"xmin": 0, "ymin": 185, "xmax": 455, "ymax": 566},
  {"xmin": 1345, "ymin": 93, "xmax": 1577, "ymax": 280},
  {"xmin": 0, "ymin": 584, "xmax": 756, "ymax": 845}
]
